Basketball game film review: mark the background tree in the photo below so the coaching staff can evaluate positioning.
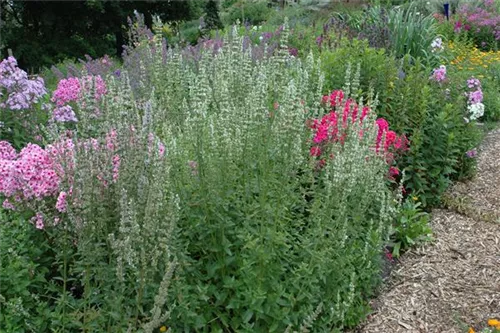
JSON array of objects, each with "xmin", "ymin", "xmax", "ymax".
[
  {"xmin": 204, "ymin": 0, "xmax": 223, "ymax": 32},
  {"xmin": 0, "ymin": 0, "xmax": 199, "ymax": 71}
]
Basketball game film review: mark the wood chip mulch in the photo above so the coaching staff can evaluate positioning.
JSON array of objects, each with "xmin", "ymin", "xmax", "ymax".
[{"xmin": 355, "ymin": 128, "xmax": 500, "ymax": 333}]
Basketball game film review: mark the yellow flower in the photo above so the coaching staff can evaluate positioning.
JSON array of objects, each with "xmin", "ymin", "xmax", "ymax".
[
  {"xmin": 160, "ymin": 326, "xmax": 168, "ymax": 332},
  {"xmin": 488, "ymin": 319, "xmax": 500, "ymax": 328},
  {"xmin": 412, "ymin": 196, "xmax": 418, "ymax": 201},
  {"xmin": 468, "ymin": 327, "xmax": 475, "ymax": 333}
]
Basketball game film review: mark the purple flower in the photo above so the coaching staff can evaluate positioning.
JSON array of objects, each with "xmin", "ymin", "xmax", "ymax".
[
  {"xmin": 52, "ymin": 105, "xmax": 78, "ymax": 122},
  {"xmin": 398, "ymin": 69, "xmax": 406, "ymax": 80},
  {"xmin": 288, "ymin": 47, "xmax": 298, "ymax": 57},
  {"xmin": 467, "ymin": 77, "xmax": 481, "ymax": 88},
  {"xmin": 468, "ymin": 90, "xmax": 483, "ymax": 104},
  {"xmin": 316, "ymin": 36, "xmax": 323, "ymax": 47},
  {"xmin": 0, "ymin": 57, "xmax": 47, "ymax": 111},
  {"xmin": 430, "ymin": 65, "xmax": 447, "ymax": 82},
  {"xmin": 466, "ymin": 149, "xmax": 477, "ymax": 158}
]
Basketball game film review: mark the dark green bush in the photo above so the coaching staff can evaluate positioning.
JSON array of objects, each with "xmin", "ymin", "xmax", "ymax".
[
  {"xmin": 225, "ymin": 1, "xmax": 272, "ymax": 25},
  {"xmin": 379, "ymin": 58, "xmax": 482, "ymax": 207},
  {"xmin": 320, "ymin": 38, "xmax": 399, "ymax": 106},
  {"xmin": 0, "ymin": 211, "xmax": 53, "ymax": 332}
]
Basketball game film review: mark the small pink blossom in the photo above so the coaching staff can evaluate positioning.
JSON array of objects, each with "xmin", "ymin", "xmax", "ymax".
[
  {"xmin": 158, "ymin": 142, "xmax": 166, "ymax": 158},
  {"xmin": 430, "ymin": 65, "xmax": 447, "ymax": 82},
  {"xmin": 310, "ymin": 146, "xmax": 322, "ymax": 157},
  {"xmin": 56, "ymin": 191, "xmax": 67, "ymax": 212},
  {"xmin": 188, "ymin": 160, "xmax": 198, "ymax": 176},
  {"xmin": 2, "ymin": 199, "xmax": 15, "ymax": 210},
  {"xmin": 32, "ymin": 212, "xmax": 44, "ymax": 229},
  {"xmin": 112, "ymin": 154, "xmax": 120, "ymax": 183}
]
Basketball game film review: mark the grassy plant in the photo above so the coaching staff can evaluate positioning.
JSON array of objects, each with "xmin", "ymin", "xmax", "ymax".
[{"xmin": 345, "ymin": 3, "xmax": 440, "ymax": 65}]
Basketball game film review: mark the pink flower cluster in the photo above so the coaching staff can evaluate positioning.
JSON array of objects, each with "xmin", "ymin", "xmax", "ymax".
[
  {"xmin": 309, "ymin": 90, "xmax": 408, "ymax": 173},
  {"xmin": 52, "ymin": 76, "xmax": 107, "ymax": 106},
  {"xmin": 1, "ymin": 126, "xmax": 168, "ymax": 229},
  {"xmin": 466, "ymin": 77, "xmax": 483, "ymax": 104},
  {"xmin": 465, "ymin": 77, "xmax": 485, "ymax": 121},
  {"xmin": 0, "ymin": 142, "xmax": 61, "ymax": 205},
  {"xmin": 51, "ymin": 75, "xmax": 107, "ymax": 122},
  {"xmin": 52, "ymin": 105, "xmax": 78, "ymax": 122},
  {"xmin": 430, "ymin": 65, "xmax": 447, "ymax": 82},
  {"xmin": 0, "ymin": 56, "xmax": 47, "ymax": 111}
]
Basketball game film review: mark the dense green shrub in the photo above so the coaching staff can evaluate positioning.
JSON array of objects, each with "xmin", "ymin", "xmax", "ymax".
[
  {"xmin": 225, "ymin": 1, "xmax": 272, "ymax": 25},
  {"xmin": 0, "ymin": 211, "xmax": 53, "ymax": 332},
  {"xmin": 379, "ymin": 58, "xmax": 482, "ymax": 207},
  {"xmin": 320, "ymin": 38, "xmax": 399, "ymax": 108},
  {"xmin": 1, "ymin": 23, "xmax": 399, "ymax": 332}
]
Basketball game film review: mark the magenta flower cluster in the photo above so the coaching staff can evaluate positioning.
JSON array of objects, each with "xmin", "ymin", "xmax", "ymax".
[
  {"xmin": 0, "ymin": 57, "xmax": 47, "ymax": 111},
  {"xmin": 466, "ymin": 77, "xmax": 483, "ymax": 104},
  {"xmin": 465, "ymin": 77, "xmax": 485, "ymax": 121},
  {"xmin": 309, "ymin": 90, "xmax": 408, "ymax": 175},
  {"xmin": 52, "ymin": 105, "xmax": 78, "ymax": 122}
]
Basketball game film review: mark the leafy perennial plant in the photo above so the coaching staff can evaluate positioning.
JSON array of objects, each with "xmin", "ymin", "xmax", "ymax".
[{"xmin": 0, "ymin": 20, "xmax": 404, "ymax": 332}]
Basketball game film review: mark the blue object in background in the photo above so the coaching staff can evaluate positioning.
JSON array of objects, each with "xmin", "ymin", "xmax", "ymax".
[{"xmin": 444, "ymin": 3, "xmax": 450, "ymax": 21}]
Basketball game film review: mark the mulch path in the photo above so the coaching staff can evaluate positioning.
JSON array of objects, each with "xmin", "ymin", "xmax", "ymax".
[{"xmin": 355, "ymin": 128, "xmax": 500, "ymax": 333}]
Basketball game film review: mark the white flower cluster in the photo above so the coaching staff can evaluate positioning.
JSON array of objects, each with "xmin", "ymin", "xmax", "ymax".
[
  {"xmin": 431, "ymin": 37, "xmax": 444, "ymax": 53},
  {"xmin": 467, "ymin": 102, "xmax": 485, "ymax": 121}
]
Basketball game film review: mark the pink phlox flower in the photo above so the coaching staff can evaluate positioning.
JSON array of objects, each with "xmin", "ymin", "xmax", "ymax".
[
  {"xmin": 2, "ymin": 199, "xmax": 15, "ymax": 210},
  {"xmin": 32, "ymin": 212, "xmax": 44, "ymax": 230},
  {"xmin": 56, "ymin": 191, "xmax": 68, "ymax": 212},
  {"xmin": 430, "ymin": 65, "xmax": 447, "ymax": 82},
  {"xmin": 112, "ymin": 154, "xmax": 120, "ymax": 183}
]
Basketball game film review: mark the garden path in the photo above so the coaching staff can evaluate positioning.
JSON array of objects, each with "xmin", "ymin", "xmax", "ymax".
[{"xmin": 356, "ymin": 127, "xmax": 500, "ymax": 333}]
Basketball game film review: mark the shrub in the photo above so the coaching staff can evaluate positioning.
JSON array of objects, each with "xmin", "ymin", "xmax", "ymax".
[
  {"xmin": 225, "ymin": 1, "xmax": 272, "ymax": 25},
  {"xmin": 320, "ymin": 38, "xmax": 399, "ymax": 108},
  {"xmin": 455, "ymin": 0, "xmax": 500, "ymax": 50},
  {"xmin": 137, "ymin": 23, "xmax": 400, "ymax": 332},
  {"xmin": 0, "ymin": 210, "xmax": 53, "ymax": 332},
  {"xmin": 379, "ymin": 58, "xmax": 483, "ymax": 207},
  {"xmin": 1, "ymin": 21, "xmax": 401, "ymax": 332}
]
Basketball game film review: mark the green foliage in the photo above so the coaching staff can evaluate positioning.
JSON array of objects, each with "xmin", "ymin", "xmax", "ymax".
[
  {"xmin": 143, "ymin": 26, "xmax": 397, "ymax": 331},
  {"xmin": 1, "ymin": 0, "xmax": 199, "ymax": 70},
  {"xmin": 204, "ymin": 0, "xmax": 224, "ymax": 32},
  {"xmin": 225, "ymin": 1, "xmax": 272, "ymax": 25},
  {"xmin": 388, "ymin": 199, "xmax": 432, "ymax": 257},
  {"xmin": 387, "ymin": 5, "xmax": 439, "ymax": 62},
  {"xmin": 0, "ymin": 211, "xmax": 53, "ymax": 332},
  {"xmin": 379, "ymin": 58, "xmax": 482, "ymax": 207},
  {"xmin": 346, "ymin": 3, "xmax": 439, "ymax": 65},
  {"xmin": 2, "ymin": 23, "xmax": 399, "ymax": 331},
  {"xmin": 320, "ymin": 38, "xmax": 398, "ymax": 104}
]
